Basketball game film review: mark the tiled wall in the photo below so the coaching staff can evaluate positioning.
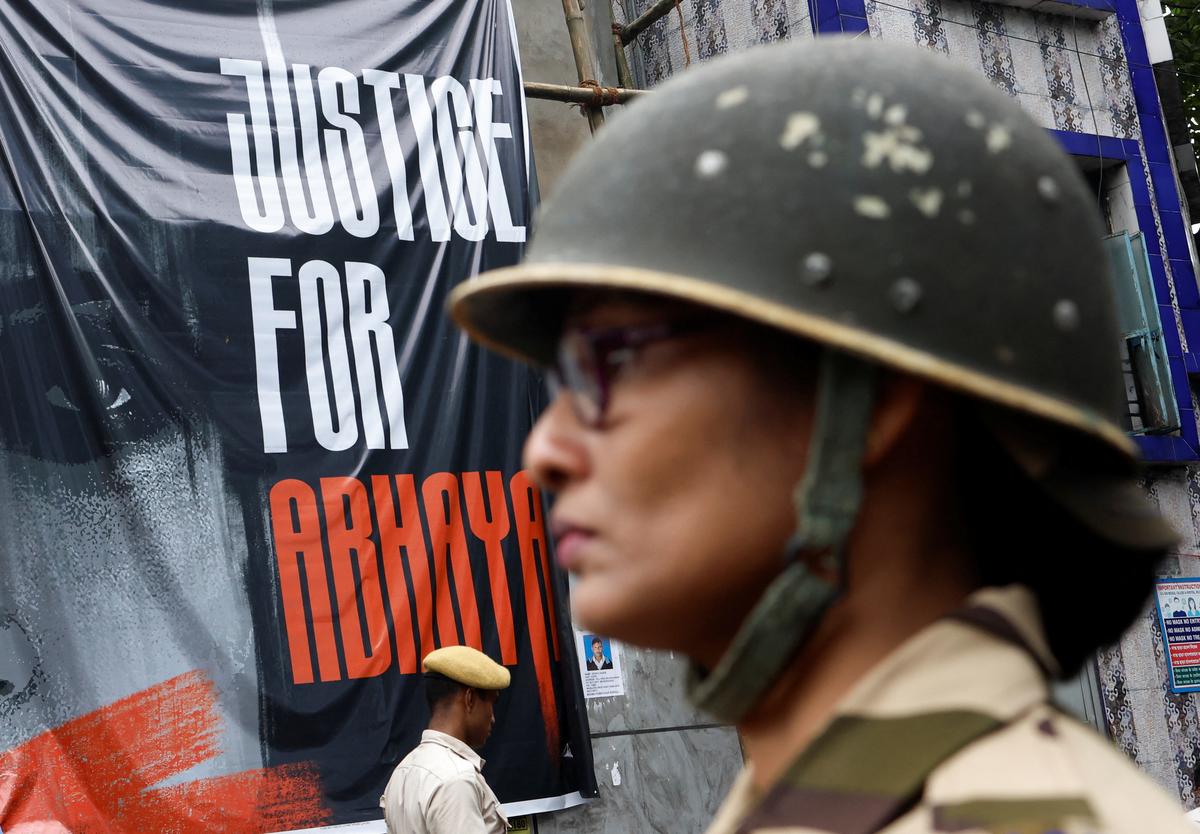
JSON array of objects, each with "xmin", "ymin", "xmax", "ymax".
[
  {"xmin": 1105, "ymin": 468, "xmax": 1200, "ymax": 808},
  {"xmin": 537, "ymin": 644, "xmax": 744, "ymax": 833},
  {"xmin": 865, "ymin": 0, "xmax": 1138, "ymax": 137},
  {"xmin": 614, "ymin": 0, "xmax": 813, "ymax": 87}
]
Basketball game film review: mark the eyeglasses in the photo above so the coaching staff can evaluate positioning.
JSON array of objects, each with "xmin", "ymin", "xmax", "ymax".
[{"xmin": 548, "ymin": 317, "xmax": 721, "ymax": 427}]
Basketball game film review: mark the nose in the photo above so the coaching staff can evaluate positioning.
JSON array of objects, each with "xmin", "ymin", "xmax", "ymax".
[{"xmin": 523, "ymin": 394, "xmax": 590, "ymax": 493}]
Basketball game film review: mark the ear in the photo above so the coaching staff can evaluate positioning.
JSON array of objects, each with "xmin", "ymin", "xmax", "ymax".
[
  {"xmin": 863, "ymin": 374, "xmax": 928, "ymax": 467},
  {"xmin": 462, "ymin": 686, "xmax": 477, "ymax": 713}
]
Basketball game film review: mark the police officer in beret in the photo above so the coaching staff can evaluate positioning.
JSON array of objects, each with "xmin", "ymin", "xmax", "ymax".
[
  {"xmin": 380, "ymin": 646, "xmax": 510, "ymax": 834},
  {"xmin": 449, "ymin": 39, "xmax": 1195, "ymax": 834}
]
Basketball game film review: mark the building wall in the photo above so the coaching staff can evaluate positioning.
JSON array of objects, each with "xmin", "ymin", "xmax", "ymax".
[
  {"xmin": 1103, "ymin": 468, "xmax": 1200, "ymax": 806},
  {"xmin": 538, "ymin": 642, "xmax": 745, "ymax": 833},
  {"xmin": 509, "ymin": 0, "xmax": 618, "ymax": 197},
  {"xmin": 865, "ymin": 1, "xmax": 1137, "ymax": 137},
  {"xmin": 514, "ymin": 0, "xmax": 1200, "ymax": 828}
]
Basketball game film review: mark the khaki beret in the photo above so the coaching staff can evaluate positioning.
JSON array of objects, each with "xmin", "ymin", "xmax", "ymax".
[{"xmin": 422, "ymin": 646, "xmax": 511, "ymax": 690}]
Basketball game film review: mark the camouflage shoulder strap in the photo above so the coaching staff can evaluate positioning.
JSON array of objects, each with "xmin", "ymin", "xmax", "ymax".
[
  {"xmin": 734, "ymin": 706, "xmax": 1003, "ymax": 834},
  {"xmin": 734, "ymin": 606, "xmax": 1088, "ymax": 834}
]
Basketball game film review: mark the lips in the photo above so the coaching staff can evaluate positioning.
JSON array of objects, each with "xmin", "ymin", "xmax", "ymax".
[{"xmin": 550, "ymin": 518, "xmax": 594, "ymax": 571}]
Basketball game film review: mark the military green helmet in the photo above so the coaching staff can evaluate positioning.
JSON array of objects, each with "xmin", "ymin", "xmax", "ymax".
[
  {"xmin": 452, "ymin": 38, "xmax": 1178, "ymax": 720},
  {"xmin": 452, "ymin": 39, "xmax": 1134, "ymax": 458}
]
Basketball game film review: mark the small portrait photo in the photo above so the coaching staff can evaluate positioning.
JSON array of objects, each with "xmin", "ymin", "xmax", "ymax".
[
  {"xmin": 1172, "ymin": 596, "xmax": 1189, "ymax": 618},
  {"xmin": 582, "ymin": 634, "xmax": 613, "ymax": 672}
]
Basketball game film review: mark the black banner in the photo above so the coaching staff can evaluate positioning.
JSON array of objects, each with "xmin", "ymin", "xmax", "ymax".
[{"xmin": 0, "ymin": 1, "xmax": 594, "ymax": 830}]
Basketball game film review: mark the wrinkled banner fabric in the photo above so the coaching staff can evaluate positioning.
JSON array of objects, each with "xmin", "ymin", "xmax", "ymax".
[{"xmin": 0, "ymin": 0, "xmax": 596, "ymax": 830}]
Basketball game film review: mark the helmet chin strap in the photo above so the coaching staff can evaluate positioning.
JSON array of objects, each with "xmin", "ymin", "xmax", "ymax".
[{"xmin": 686, "ymin": 349, "xmax": 877, "ymax": 723}]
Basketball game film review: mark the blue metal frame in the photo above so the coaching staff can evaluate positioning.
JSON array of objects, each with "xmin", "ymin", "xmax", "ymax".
[
  {"xmin": 1052, "ymin": 130, "xmax": 1200, "ymax": 460},
  {"xmin": 809, "ymin": 0, "xmax": 1200, "ymax": 462},
  {"xmin": 813, "ymin": 0, "xmax": 868, "ymax": 35},
  {"xmin": 1152, "ymin": 577, "xmax": 1200, "ymax": 694}
]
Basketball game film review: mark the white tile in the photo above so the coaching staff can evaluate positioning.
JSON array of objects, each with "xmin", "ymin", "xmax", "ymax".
[
  {"xmin": 1075, "ymin": 51, "xmax": 1110, "ymax": 134},
  {"xmin": 1003, "ymin": 6, "xmax": 1041, "ymax": 44},
  {"xmin": 1128, "ymin": 685, "xmax": 1172, "ymax": 761},
  {"xmin": 1139, "ymin": 0, "xmax": 1166, "ymax": 20},
  {"xmin": 536, "ymin": 727, "xmax": 745, "ymax": 834},
  {"xmin": 877, "ymin": 4, "xmax": 918, "ymax": 44},
  {"xmin": 939, "ymin": 0, "xmax": 976, "ymax": 26},
  {"xmin": 1118, "ymin": 614, "xmax": 1169, "ymax": 692},
  {"xmin": 941, "ymin": 17, "xmax": 986, "ymax": 73},
  {"xmin": 1140, "ymin": 757, "xmax": 1184, "ymax": 799},
  {"xmin": 1072, "ymin": 17, "xmax": 1103, "ymax": 55},
  {"xmin": 1010, "ymin": 32, "xmax": 1050, "ymax": 97},
  {"xmin": 1146, "ymin": 15, "xmax": 1173, "ymax": 63},
  {"xmin": 1016, "ymin": 91, "xmax": 1058, "ymax": 130}
]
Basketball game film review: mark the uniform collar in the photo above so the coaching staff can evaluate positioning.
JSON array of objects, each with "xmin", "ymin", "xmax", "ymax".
[
  {"xmin": 831, "ymin": 584, "xmax": 1057, "ymax": 721},
  {"xmin": 422, "ymin": 729, "xmax": 485, "ymax": 771},
  {"xmin": 706, "ymin": 584, "xmax": 1057, "ymax": 834}
]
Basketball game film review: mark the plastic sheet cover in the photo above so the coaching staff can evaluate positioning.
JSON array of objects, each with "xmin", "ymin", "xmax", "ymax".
[{"xmin": 0, "ymin": 0, "xmax": 595, "ymax": 829}]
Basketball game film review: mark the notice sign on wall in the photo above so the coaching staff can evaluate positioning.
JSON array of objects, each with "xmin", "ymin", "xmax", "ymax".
[
  {"xmin": 575, "ymin": 631, "xmax": 625, "ymax": 699},
  {"xmin": 1154, "ymin": 579, "xmax": 1200, "ymax": 692}
]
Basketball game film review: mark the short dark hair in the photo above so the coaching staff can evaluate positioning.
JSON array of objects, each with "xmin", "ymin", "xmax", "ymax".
[
  {"xmin": 591, "ymin": 638, "xmax": 602, "ymax": 647},
  {"xmin": 423, "ymin": 673, "xmax": 466, "ymax": 713}
]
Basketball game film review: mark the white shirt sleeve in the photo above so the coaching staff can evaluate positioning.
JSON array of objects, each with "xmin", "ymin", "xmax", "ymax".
[{"xmin": 425, "ymin": 775, "xmax": 489, "ymax": 834}]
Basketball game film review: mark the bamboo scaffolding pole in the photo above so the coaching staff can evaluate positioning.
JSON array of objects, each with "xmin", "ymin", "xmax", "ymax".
[
  {"xmin": 560, "ymin": 0, "xmax": 606, "ymax": 132},
  {"xmin": 612, "ymin": 22, "xmax": 636, "ymax": 90},
  {"xmin": 524, "ymin": 81, "xmax": 644, "ymax": 105},
  {"xmin": 617, "ymin": 0, "xmax": 678, "ymax": 44}
]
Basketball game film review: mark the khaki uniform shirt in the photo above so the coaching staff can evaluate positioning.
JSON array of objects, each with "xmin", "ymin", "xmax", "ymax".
[
  {"xmin": 705, "ymin": 586, "xmax": 1194, "ymax": 834},
  {"xmin": 380, "ymin": 730, "xmax": 508, "ymax": 834}
]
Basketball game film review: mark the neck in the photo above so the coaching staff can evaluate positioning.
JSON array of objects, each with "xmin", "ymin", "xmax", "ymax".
[
  {"xmin": 427, "ymin": 712, "xmax": 468, "ymax": 745},
  {"xmin": 736, "ymin": 554, "xmax": 972, "ymax": 790},
  {"xmin": 733, "ymin": 420, "xmax": 976, "ymax": 791}
]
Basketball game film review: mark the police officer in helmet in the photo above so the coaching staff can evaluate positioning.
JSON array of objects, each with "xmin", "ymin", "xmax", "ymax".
[{"xmin": 451, "ymin": 40, "xmax": 1190, "ymax": 834}]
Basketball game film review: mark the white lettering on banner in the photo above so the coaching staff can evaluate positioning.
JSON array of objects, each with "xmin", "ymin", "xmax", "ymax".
[
  {"xmin": 220, "ymin": 58, "xmax": 525, "ymax": 242},
  {"xmin": 264, "ymin": 57, "xmax": 335, "ymax": 236},
  {"xmin": 344, "ymin": 262, "xmax": 409, "ymax": 450},
  {"xmin": 248, "ymin": 257, "xmax": 294, "ymax": 452},
  {"xmin": 362, "ymin": 69, "xmax": 415, "ymax": 241},
  {"xmin": 319, "ymin": 67, "xmax": 379, "ymax": 239},
  {"xmin": 220, "ymin": 59, "xmax": 285, "ymax": 234},
  {"xmin": 223, "ymin": 44, "xmax": 527, "ymax": 453},
  {"xmin": 472, "ymin": 78, "xmax": 526, "ymax": 243},
  {"xmin": 298, "ymin": 259, "xmax": 358, "ymax": 451},
  {"xmin": 248, "ymin": 257, "xmax": 410, "ymax": 454},
  {"xmin": 404, "ymin": 72, "xmax": 452, "ymax": 242},
  {"xmin": 430, "ymin": 75, "xmax": 489, "ymax": 242},
  {"xmin": 287, "ymin": 64, "xmax": 337, "ymax": 235}
]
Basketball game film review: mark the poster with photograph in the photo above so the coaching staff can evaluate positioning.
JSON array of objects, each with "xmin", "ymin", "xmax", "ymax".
[
  {"xmin": 0, "ymin": 0, "xmax": 598, "ymax": 830},
  {"xmin": 576, "ymin": 632, "xmax": 625, "ymax": 699},
  {"xmin": 1154, "ymin": 579, "xmax": 1200, "ymax": 692}
]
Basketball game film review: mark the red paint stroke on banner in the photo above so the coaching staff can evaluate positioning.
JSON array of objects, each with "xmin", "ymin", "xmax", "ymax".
[{"xmin": 0, "ymin": 671, "xmax": 329, "ymax": 833}]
